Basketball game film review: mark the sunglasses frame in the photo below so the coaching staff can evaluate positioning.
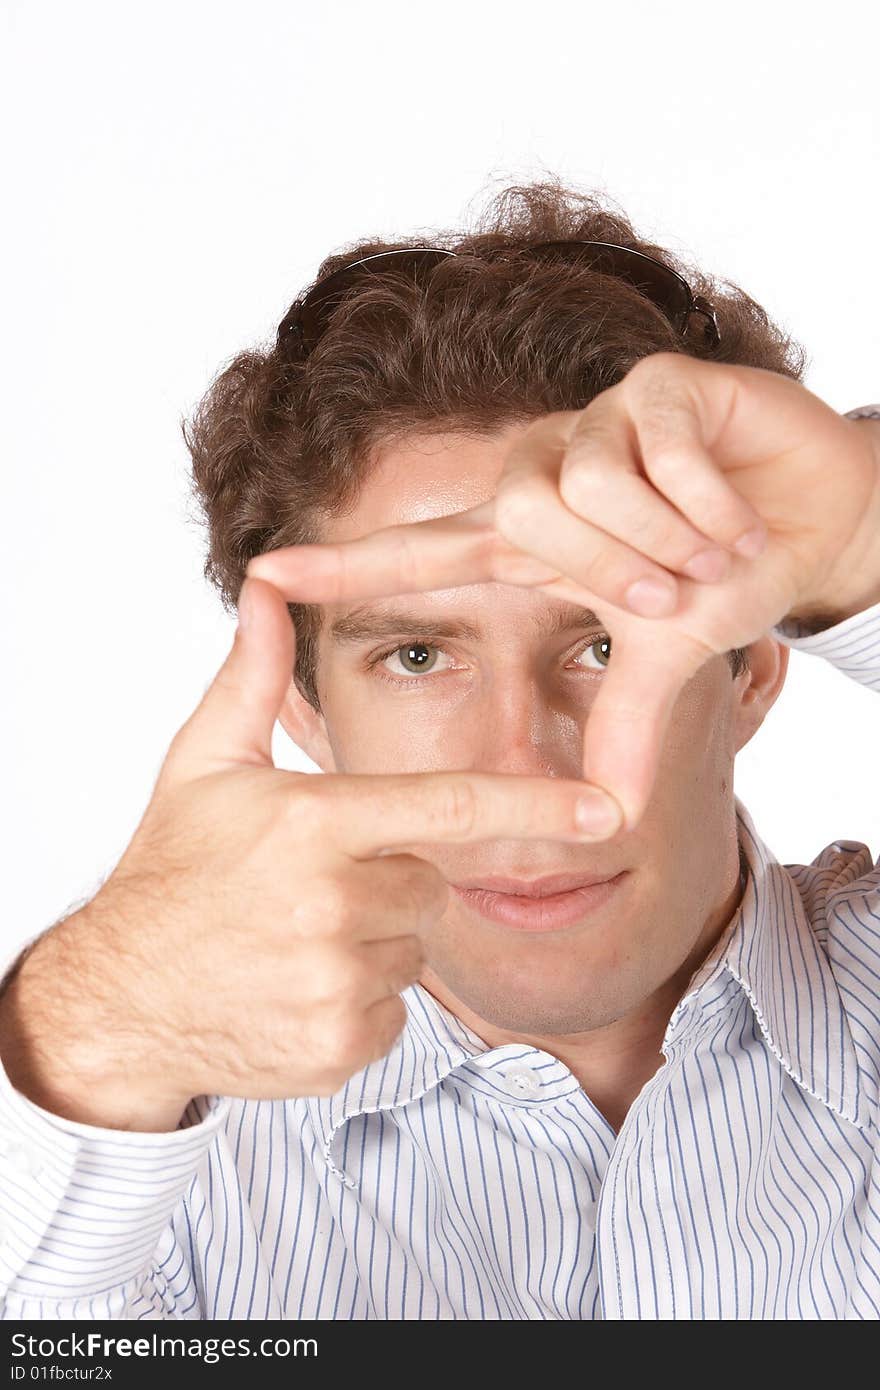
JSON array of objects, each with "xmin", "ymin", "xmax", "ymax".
[{"xmin": 277, "ymin": 240, "xmax": 721, "ymax": 353}]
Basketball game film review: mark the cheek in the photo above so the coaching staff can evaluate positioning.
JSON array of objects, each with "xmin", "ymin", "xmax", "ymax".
[
  {"xmin": 661, "ymin": 666, "xmax": 730, "ymax": 777},
  {"xmin": 319, "ymin": 679, "xmax": 468, "ymax": 774},
  {"xmin": 611, "ymin": 672, "xmax": 730, "ymax": 863}
]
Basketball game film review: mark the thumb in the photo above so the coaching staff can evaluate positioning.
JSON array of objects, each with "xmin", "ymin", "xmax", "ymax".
[
  {"xmin": 579, "ymin": 632, "xmax": 700, "ymax": 834},
  {"xmin": 162, "ymin": 575, "xmax": 296, "ymax": 782}
]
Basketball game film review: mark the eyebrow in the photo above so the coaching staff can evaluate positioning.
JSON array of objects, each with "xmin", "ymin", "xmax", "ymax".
[{"xmin": 327, "ymin": 602, "xmax": 604, "ymax": 646}]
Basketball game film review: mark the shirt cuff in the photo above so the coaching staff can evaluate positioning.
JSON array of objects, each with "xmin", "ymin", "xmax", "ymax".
[
  {"xmin": 0, "ymin": 935, "xmax": 231, "ymax": 1302},
  {"xmin": 772, "ymin": 597, "xmax": 880, "ymax": 693}
]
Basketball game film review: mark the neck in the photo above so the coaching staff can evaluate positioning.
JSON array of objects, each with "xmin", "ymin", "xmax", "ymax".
[{"xmin": 422, "ymin": 854, "xmax": 748, "ymax": 1135}]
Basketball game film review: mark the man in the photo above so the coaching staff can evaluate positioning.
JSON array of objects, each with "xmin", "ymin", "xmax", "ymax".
[{"xmin": 1, "ymin": 183, "xmax": 879, "ymax": 1319}]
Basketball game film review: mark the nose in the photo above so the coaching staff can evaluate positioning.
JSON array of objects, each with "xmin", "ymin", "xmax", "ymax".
[{"xmin": 469, "ymin": 673, "xmax": 584, "ymax": 781}]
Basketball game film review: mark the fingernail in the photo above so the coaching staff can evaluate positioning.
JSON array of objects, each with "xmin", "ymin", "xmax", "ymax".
[
  {"xmin": 734, "ymin": 526, "xmax": 766, "ymax": 558},
  {"xmin": 575, "ymin": 791, "xmax": 621, "ymax": 837},
  {"xmin": 624, "ymin": 576, "xmax": 677, "ymax": 616},
  {"xmin": 683, "ymin": 547, "xmax": 729, "ymax": 581}
]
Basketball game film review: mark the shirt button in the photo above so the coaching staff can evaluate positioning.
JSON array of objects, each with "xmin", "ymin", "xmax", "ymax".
[{"xmin": 505, "ymin": 1066, "xmax": 541, "ymax": 1099}]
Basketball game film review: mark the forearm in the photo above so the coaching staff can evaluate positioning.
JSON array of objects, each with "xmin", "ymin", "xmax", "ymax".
[{"xmin": 783, "ymin": 417, "xmax": 880, "ymax": 633}]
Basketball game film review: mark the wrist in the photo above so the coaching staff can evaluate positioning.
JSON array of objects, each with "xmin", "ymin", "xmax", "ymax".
[
  {"xmin": 0, "ymin": 910, "xmax": 191, "ymax": 1133},
  {"xmin": 784, "ymin": 417, "xmax": 880, "ymax": 631}
]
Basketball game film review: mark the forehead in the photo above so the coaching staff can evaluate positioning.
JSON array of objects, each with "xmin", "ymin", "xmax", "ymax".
[{"xmin": 321, "ymin": 423, "xmax": 533, "ymax": 542}]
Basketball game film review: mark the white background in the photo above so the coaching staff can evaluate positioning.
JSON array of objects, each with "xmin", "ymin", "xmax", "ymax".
[{"xmin": 2, "ymin": 1, "xmax": 879, "ymax": 959}]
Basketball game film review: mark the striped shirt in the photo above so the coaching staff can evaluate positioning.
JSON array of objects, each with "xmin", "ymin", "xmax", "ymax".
[{"xmin": 1, "ymin": 432, "xmax": 880, "ymax": 1320}]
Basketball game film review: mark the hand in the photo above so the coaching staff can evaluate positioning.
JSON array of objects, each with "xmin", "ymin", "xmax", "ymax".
[
  {"xmin": 0, "ymin": 578, "xmax": 612, "ymax": 1131},
  {"xmin": 247, "ymin": 353, "xmax": 880, "ymax": 837}
]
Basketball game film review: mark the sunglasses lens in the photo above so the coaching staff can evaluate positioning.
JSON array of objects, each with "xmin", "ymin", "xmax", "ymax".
[
  {"xmin": 530, "ymin": 241, "xmax": 691, "ymax": 331},
  {"xmin": 290, "ymin": 248, "xmax": 454, "ymax": 352}
]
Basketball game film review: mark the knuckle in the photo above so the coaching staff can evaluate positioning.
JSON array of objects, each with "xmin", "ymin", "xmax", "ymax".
[
  {"xmin": 434, "ymin": 777, "xmax": 479, "ymax": 838},
  {"xmin": 305, "ymin": 874, "xmax": 358, "ymax": 935},
  {"xmin": 283, "ymin": 778, "xmax": 333, "ymax": 835},
  {"xmin": 494, "ymin": 477, "xmax": 542, "ymax": 536},
  {"xmin": 666, "ymin": 526, "xmax": 706, "ymax": 565},
  {"xmin": 398, "ymin": 857, "xmax": 450, "ymax": 912},
  {"xmin": 324, "ymin": 1013, "xmax": 372, "ymax": 1071},
  {"xmin": 636, "ymin": 377, "xmax": 695, "ymax": 430},
  {"xmin": 627, "ymin": 351, "xmax": 682, "ymax": 385},
  {"xmin": 392, "ymin": 526, "xmax": 424, "ymax": 591},
  {"xmin": 625, "ymin": 362, "xmax": 695, "ymax": 422},
  {"xmin": 299, "ymin": 957, "xmax": 337, "ymax": 1009},
  {"xmin": 158, "ymin": 729, "xmax": 197, "ymax": 791},
  {"xmin": 161, "ymin": 724, "xmax": 188, "ymax": 768},
  {"xmin": 604, "ymin": 568, "xmax": 641, "ymax": 607},
  {"xmin": 641, "ymin": 444, "xmax": 692, "ymax": 480},
  {"xmin": 625, "ymin": 506, "xmax": 678, "ymax": 551},
  {"xmin": 333, "ymin": 957, "xmax": 370, "ymax": 1005},
  {"xmin": 371, "ymin": 998, "xmax": 408, "ymax": 1057},
  {"xmin": 558, "ymin": 455, "xmax": 603, "ymax": 511}
]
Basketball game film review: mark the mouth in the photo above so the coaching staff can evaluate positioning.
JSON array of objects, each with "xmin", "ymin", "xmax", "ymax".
[{"xmin": 450, "ymin": 870, "xmax": 628, "ymax": 932}]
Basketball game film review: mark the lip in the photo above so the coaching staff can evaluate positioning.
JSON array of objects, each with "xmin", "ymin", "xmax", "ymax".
[
  {"xmin": 451, "ymin": 871, "xmax": 619, "ymax": 897},
  {"xmin": 451, "ymin": 871, "xmax": 627, "ymax": 932}
]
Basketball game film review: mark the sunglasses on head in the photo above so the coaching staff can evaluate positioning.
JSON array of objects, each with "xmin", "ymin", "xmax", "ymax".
[{"xmin": 276, "ymin": 240, "xmax": 721, "ymax": 355}]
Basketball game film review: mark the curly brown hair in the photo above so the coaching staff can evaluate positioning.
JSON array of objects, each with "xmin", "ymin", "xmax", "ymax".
[{"xmin": 183, "ymin": 177, "xmax": 807, "ymax": 713}]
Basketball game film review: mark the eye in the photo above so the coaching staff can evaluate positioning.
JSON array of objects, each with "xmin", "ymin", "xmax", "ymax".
[
  {"xmin": 377, "ymin": 642, "xmax": 453, "ymax": 680},
  {"xmin": 571, "ymin": 634, "xmax": 612, "ymax": 672}
]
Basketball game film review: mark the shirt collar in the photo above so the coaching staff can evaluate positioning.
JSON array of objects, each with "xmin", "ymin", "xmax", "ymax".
[
  {"xmin": 307, "ymin": 793, "xmax": 872, "ymax": 1183},
  {"xmin": 304, "ymin": 981, "xmax": 490, "ymax": 1187},
  {"xmin": 677, "ymin": 794, "xmax": 870, "ymax": 1131}
]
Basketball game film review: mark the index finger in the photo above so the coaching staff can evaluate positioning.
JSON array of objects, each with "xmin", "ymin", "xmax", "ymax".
[
  {"xmin": 316, "ymin": 770, "xmax": 623, "ymax": 858},
  {"xmin": 245, "ymin": 499, "xmax": 564, "ymax": 601}
]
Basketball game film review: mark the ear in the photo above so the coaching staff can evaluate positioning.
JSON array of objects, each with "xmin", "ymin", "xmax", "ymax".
[
  {"xmin": 732, "ymin": 635, "xmax": 790, "ymax": 752},
  {"xmin": 278, "ymin": 677, "xmax": 337, "ymax": 771}
]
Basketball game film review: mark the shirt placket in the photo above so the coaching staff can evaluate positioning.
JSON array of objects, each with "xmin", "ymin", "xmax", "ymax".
[{"xmin": 595, "ymin": 989, "xmax": 709, "ymax": 1319}]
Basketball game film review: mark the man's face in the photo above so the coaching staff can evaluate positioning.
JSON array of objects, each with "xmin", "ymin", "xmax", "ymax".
[{"xmin": 284, "ymin": 424, "xmax": 780, "ymax": 1036}]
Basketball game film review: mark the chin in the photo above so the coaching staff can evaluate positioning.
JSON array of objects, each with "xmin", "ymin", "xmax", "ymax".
[{"xmin": 424, "ymin": 953, "xmax": 648, "ymax": 1037}]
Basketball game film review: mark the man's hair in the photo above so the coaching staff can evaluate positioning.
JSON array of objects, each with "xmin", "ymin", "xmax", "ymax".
[{"xmin": 183, "ymin": 177, "xmax": 807, "ymax": 711}]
